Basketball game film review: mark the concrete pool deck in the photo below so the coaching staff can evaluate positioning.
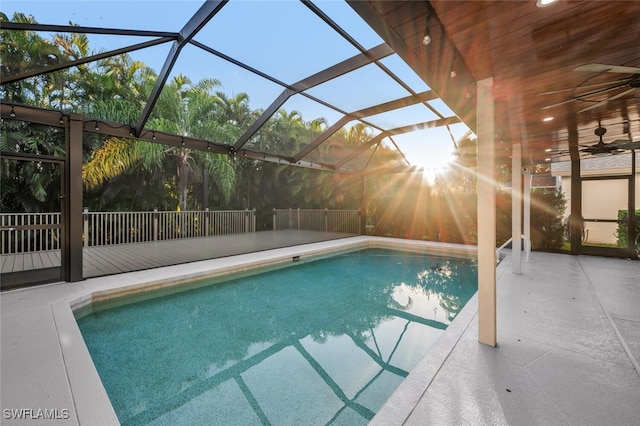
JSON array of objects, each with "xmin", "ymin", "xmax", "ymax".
[{"xmin": 1, "ymin": 236, "xmax": 639, "ymax": 425}]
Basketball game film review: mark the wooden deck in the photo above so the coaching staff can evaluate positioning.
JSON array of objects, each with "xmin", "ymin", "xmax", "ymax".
[
  {"xmin": 1, "ymin": 250, "xmax": 61, "ymax": 274},
  {"xmin": 1, "ymin": 230, "xmax": 356, "ymax": 280}
]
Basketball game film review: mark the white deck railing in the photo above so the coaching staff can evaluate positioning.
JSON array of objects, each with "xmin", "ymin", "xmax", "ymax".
[
  {"xmin": 0, "ymin": 209, "xmax": 256, "ymax": 253},
  {"xmin": 84, "ymin": 209, "xmax": 256, "ymax": 247},
  {"xmin": 496, "ymin": 235, "xmax": 531, "ymax": 262},
  {"xmin": 1, "ymin": 212, "xmax": 61, "ymax": 254},
  {"xmin": 272, "ymin": 208, "xmax": 360, "ymax": 234}
]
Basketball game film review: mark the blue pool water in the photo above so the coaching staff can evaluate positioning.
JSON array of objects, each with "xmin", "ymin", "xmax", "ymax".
[{"xmin": 77, "ymin": 248, "xmax": 477, "ymax": 425}]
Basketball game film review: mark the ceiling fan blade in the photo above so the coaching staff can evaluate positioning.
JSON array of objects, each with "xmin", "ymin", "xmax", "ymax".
[
  {"xmin": 575, "ymin": 63, "xmax": 640, "ymax": 74},
  {"xmin": 541, "ymin": 98, "xmax": 579, "ymax": 109},
  {"xmin": 538, "ymin": 79, "xmax": 627, "ymax": 96},
  {"xmin": 575, "ymin": 82, "xmax": 628, "ymax": 98},
  {"xmin": 543, "ymin": 84, "xmax": 628, "ymax": 110},
  {"xmin": 612, "ymin": 141, "xmax": 640, "ymax": 150},
  {"xmin": 577, "ymin": 87, "xmax": 636, "ymax": 113}
]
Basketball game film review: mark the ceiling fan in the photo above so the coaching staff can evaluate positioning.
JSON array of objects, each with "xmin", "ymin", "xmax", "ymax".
[
  {"xmin": 581, "ymin": 126, "xmax": 638, "ymax": 156},
  {"xmin": 540, "ymin": 62, "xmax": 640, "ymax": 113},
  {"xmin": 549, "ymin": 123, "xmax": 640, "ymax": 159}
]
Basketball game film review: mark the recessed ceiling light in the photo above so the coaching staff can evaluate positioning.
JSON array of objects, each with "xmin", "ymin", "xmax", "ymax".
[
  {"xmin": 545, "ymin": 148, "xmax": 552, "ymax": 152},
  {"xmin": 543, "ymin": 116, "xmax": 554, "ymax": 122},
  {"xmin": 536, "ymin": 0, "xmax": 559, "ymax": 7},
  {"xmin": 545, "ymin": 157, "xmax": 551, "ymax": 162}
]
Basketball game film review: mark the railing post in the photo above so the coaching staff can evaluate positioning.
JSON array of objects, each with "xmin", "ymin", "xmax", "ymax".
[
  {"xmin": 253, "ymin": 209, "xmax": 256, "ymax": 232},
  {"xmin": 289, "ymin": 208, "xmax": 293, "ymax": 229},
  {"xmin": 83, "ymin": 208, "xmax": 89, "ymax": 247},
  {"xmin": 205, "ymin": 208, "xmax": 209, "ymax": 236},
  {"xmin": 325, "ymin": 208, "xmax": 328, "ymax": 232},
  {"xmin": 245, "ymin": 208, "xmax": 249, "ymax": 233},
  {"xmin": 153, "ymin": 208, "xmax": 158, "ymax": 241},
  {"xmin": 297, "ymin": 208, "xmax": 301, "ymax": 230},
  {"xmin": 273, "ymin": 208, "xmax": 276, "ymax": 231}
]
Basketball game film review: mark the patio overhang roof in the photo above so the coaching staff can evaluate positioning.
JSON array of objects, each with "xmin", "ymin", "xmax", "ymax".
[{"xmin": 351, "ymin": 0, "xmax": 640, "ymax": 164}]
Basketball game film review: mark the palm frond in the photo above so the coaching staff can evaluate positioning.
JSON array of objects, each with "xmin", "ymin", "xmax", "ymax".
[
  {"xmin": 82, "ymin": 137, "xmax": 139, "ymax": 190},
  {"xmin": 203, "ymin": 152, "xmax": 236, "ymax": 203}
]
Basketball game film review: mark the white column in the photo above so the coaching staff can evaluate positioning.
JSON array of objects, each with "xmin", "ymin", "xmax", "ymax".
[
  {"xmin": 523, "ymin": 167, "xmax": 531, "ymax": 262},
  {"xmin": 512, "ymin": 143, "xmax": 522, "ymax": 274},
  {"xmin": 477, "ymin": 77, "xmax": 497, "ymax": 347}
]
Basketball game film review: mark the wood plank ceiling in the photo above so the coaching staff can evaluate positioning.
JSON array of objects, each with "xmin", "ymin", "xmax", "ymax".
[{"xmin": 349, "ymin": 0, "xmax": 640, "ymax": 164}]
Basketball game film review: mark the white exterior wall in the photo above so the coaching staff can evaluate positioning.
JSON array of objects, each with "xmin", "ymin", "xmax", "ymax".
[{"xmin": 560, "ymin": 173, "xmax": 639, "ymax": 244}]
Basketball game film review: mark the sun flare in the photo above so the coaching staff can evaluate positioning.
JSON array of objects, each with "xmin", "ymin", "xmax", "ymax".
[{"xmin": 413, "ymin": 151, "xmax": 456, "ymax": 185}]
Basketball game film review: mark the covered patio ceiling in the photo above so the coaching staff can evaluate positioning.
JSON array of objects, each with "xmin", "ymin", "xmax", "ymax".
[{"xmin": 351, "ymin": 0, "xmax": 640, "ymax": 164}]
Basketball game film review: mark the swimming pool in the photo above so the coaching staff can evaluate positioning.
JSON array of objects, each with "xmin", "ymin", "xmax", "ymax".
[{"xmin": 76, "ymin": 248, "xmax": 477, "ymax": 425}]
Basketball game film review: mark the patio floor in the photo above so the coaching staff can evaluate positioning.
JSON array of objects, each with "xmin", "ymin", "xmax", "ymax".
[{"xmin": 1, "ymin": 237, "xmax": 639, "ymax": 425}]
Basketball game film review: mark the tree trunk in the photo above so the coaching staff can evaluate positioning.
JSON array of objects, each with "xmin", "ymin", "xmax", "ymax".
[{"xmin": 178, "ymin": 150, "xmax": 189, "ymax": 210}]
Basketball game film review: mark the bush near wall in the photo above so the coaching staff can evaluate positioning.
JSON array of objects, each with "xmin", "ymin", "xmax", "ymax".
[
  {"xmin": 496, "ymin": 189, "xmax": 566, "ymax": 251},
  {"xmin": 615, "ymin": 209, "xmax": 640, "ymax": 247},
  {"xmin": 529, "ymin": 189, "xmax": 567, "ymax": 250}
]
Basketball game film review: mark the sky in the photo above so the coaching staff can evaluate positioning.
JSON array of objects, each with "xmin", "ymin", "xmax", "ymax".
[{"xmin": 3, "ymin": 0, "xmax": 471, "ymax": 171}]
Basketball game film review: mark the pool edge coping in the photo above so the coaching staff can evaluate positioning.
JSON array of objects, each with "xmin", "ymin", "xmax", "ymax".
[{"xmin": 50, "ymin": 236, "xmax": 479, "ymax": 424}]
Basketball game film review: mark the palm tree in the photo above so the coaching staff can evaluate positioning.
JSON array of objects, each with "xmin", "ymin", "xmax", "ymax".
[
  {"xmin": 0, "ymin": 12, "xmax": 64, "ymax": 104},
  {"xmin": 212, "ymin": 92, "xmax": 254, "ymax": 127},
  {"xmin": 150, "ymin": 75, "xmax": 236, "ymax": 210},
  {"xmin": 84, "ymin": 74, "xmax": 236, "ymax": 211}
]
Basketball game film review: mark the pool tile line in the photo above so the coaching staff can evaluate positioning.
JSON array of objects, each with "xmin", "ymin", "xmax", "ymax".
[
  {"xmin": 292, "ymin": 340, "xmax": 377, "ymax": 422},
  {"xmin": 233, "ymin": 376, "xmax": 271, "ymax": 426}
]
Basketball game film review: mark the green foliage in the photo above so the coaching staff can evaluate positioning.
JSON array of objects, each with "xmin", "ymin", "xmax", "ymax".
[
  {"xmin": 1, "ymin": 119, "xmax": 66, "ymax": 212},
  {"xmin": 496, "ymin": 189, "xmax": 567, "ymax": 250},
  {"xmin": 615, "ymin": 209, "xmax": 640, "ymax": 247},
  {"xmin": 1, "ymin": 158, "xmax": 62, "ymax": 213},
  {"xmin": 530, "ymin": 189, "xmax": 567, "ymax": 250}
]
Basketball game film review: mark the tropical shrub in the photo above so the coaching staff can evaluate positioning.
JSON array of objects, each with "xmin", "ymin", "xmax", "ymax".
[{"xmin": 615, "ymin": 209, "xmax": 640, "ymax": 248}]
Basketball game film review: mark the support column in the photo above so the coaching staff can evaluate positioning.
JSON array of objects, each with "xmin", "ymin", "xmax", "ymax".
[
  {"xmin": 512, "ymin": 143, "xmax": 522, "ymax": 274},
  {"xmin": 202, "ymin": 165, "xmax": 209, "ymax": 209},
  {"xmin": 629, "ymin": 150, "xmax": 636, "ymax": 256},
  {"xmin": 477, "ymin": 77, "xmax": 497, "ymax": 347},
  {"xmin": 64, "ymin": 113, "xmax": 83, "ymax": 282},
  {"xmin": 523, "ymin": 167, "xmax": 531, "ymax": 261},
  {"xmin": 568, "ymin": 115, "xmax": 582, "ymax": 255},
  {"xmin": 360, "ymin": 174, "xmax": 367, "ymax": 235}
]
